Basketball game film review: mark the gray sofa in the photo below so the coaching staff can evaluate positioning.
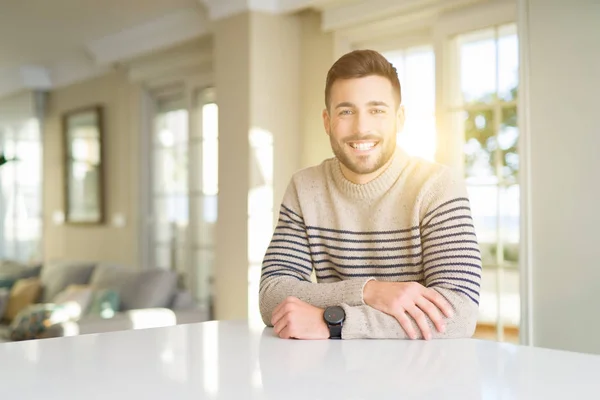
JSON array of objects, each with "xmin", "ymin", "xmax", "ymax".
[{"xmin": 0, "ymin": 261, "xmax": 210, "ymax": 342}]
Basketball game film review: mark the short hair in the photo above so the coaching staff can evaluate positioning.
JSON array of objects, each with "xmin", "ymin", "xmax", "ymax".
[{"xmin": 324, "ymin": 49, "xmax": 402, "ymax": 110}]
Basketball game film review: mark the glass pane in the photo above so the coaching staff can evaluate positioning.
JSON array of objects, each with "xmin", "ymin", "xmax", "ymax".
[
  {"xmin": 193, "ymin": 249, "xmax": 214, "ymax": 307},
  {"xmin": 202, "ymin": 138, "xmax": 218, "ymax": 196},
  {"xmin": 499, "ymin": 106, "xmax": 518, "ymax": 185},
  {"xmin": 155, "ymin": 245, "xmax": 172, "ymax": 270},
  {"xmin": 153, "ymin": 146, "xmax": 188, "ymax": 195},
  {"xmin": 498, "ymin": 24, "xmax": 519, "ymax": 101},
  {"xmin": 500, "ymin": 185, "xmax": 520, "ymax": 263},
  {"xmin": 154, "ymin": 195, "xmax": 189, "ymax": 226},
  {"xmin": 15, "ymin": 141, "xmax": 41, "ymax": 186},
  {"xmin": 459, "ymin": 29, "xmax": 497, "ymax": 104},
  {"xmin": 202, "ymin": 103, "xmax": 218, "ymax": 140},
  {"xmin": 463, "ymin": 109, "xmax": 497, "ymax": 182},
  {"xmin": 194, "ymin": 195, "xmax": 217, "ymax": 247},
  {"xmin": 466, "ymin": 185, "xmax": 498, "ymax": 265},
  {"xmin": 155, "ymin": 109, "xmax": 188, "ymax": 146}
]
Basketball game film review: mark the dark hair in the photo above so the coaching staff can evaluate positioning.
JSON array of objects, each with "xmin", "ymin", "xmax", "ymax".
[{"xmin": 325, "ymin": 49, "xmax": 401, "ymax": 109}]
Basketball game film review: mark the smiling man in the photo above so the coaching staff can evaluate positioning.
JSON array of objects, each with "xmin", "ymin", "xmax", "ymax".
[{"xmin": 259, "ymin": 49, "xmax": 482, "ymax": 340}]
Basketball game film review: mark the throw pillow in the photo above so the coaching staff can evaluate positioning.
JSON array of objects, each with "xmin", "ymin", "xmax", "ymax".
[
  {"xmin": 40, "ymin": 262, "xmax": 96, "ymax": 303},
  {"xmin": 0, "ymin": 288, "xmax": 10, "ymax": 320},
  {"xmin": 4, "ymin": 278, "xmax": 42, "ymax": 322},
  {"xmin": 53, "ymin": 284, "xmax": 94, "ymax": 320},
  {"xmin": 87, "ymin": 289, "xmax": 120, "ymax": 319},
  {"xmin": 8, "ymin": 304, "xmax": 71, "ymax": 341}
]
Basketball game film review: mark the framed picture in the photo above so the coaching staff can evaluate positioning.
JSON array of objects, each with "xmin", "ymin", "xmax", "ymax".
[{"xmin": 62, "ymin": 105, "xmax": 104, "ymax": 225}]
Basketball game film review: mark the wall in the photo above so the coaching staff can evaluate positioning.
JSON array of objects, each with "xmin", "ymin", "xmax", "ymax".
[
  {"xmin": 523, "ymin": 0, "xmax": 600, "ymax": 354},
  {"xmin": 43, "ymin": 70, "xmax": 141, "ymax": 267},
  {"xmin": 299, "ymin": 11, "xmax": 335, "ymax": 170}
]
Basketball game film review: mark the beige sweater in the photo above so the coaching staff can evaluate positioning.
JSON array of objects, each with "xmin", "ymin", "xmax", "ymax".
[{"xmin": 259, "ymin": 147, "xmax": 481, "ymax": 339}]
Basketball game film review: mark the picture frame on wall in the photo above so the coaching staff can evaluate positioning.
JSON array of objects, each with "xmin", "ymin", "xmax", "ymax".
[{"xmin": 62, "ymin": 105, "xmax": 104, "ymax": 225}]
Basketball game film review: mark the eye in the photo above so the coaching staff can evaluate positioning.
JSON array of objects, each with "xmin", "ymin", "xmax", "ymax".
[
  {"xmin": 371, "ymin": 108, "xmax": 386, "ymax": 114},
  {"xmin": 339, "ymin": 109, "xmax": 354, "ymax": 116}
]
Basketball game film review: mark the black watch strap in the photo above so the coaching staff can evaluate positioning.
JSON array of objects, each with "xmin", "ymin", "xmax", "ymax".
[{"xmin": 328, "ymin": 323, "xmax": 342, "ymax": 339}]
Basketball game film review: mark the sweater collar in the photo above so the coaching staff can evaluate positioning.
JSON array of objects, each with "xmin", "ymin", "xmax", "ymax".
[{"xmin": 331, "ymin": 146, "xmax": 409, "ymax": 200}]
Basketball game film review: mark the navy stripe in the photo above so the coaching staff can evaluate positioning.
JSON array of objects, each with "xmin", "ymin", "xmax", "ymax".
[
  {"xmin": 425, "ymin": 269, "xmax": 482, "ymax": 281},
  {"xmin": 428, "ymin": 277, "xmax": 481, "ymax": 288},
  {"xmin": 422, "ymin": 206, "xmax": 472, "ymax": 229},
  {"xmin": 312, "ymin": 251, "xmax": 421, "ymax": 261},
  {"xmin": 281, "ymin": 205, "xmax": 304, "ymax": 222},
  {"xmin": 315, "ymin": 269, "xmax": 422, "ymax": 278},
  {"xmin": 421, "ymin": 223, "xmax": 476, "ymax": 240},
  {"xmin": 421, "ymin": 238, "xmax": 479, "ymax": 251},
  {"xmin": 306, "ymin": 225, "xmax": 419, "ymax": 235},
  {"xmin": 432, "ymin": 286, "xmax": 479, "ymax": 305},
  {"xmin": 280, "ymin": 212, "xmax": 305, "ymax": 226},
  {"xmin": 424, "ymin": 262, "xmax": 482, "ymax": 274},
  {"xmin": 264, "ymin": 252, "xmax": 312, "ymax": 265},
  {"xmin": 260, "ymin": 271, "xmax": 306, "ymax": 282},
  {"xmin": 278, "ymin": 218, "xmax": 306, "ymax": 227},
  {"xmin": 317, "ymin": 275, "xmax": 342, "ymax": 281},
  {"xmin": 310, "ymin": 242, "xmax": 422, "ymax": 252},
  {"xmin": 423, "ymin": 255, "xmax": 482, "ymax": 266},
  {"xmin": 262, "ymin": 263, "xmax": 310, "ymax": 278},
  {"xmin": 422, "ymin": 247, "xmax": 481, "ymax": 259},
  {"xmin": 273, "ymin": 232, "xmax": 308, "ymax": 241},
  {"xmin": 428, "ymin": 281, "xmax": 480, "ymax": 296},
  {"xmin": 313, "ymin": 258, "xmax": 422, "ymax": 269},
  {"xmin": 420, "ymin": 231, "xmax": 476, "ymax": 242},
  {"xmin": 308, "ymin": 233, "xmax": 421, "ymax": 243},
  {"xmin": 421, "ymin": 215, "xmax": 473, "ymax": 233},
  {"xmin": 263, "ymin": 258, "xmax": 312, "ymax": 273},
  {"xmin": 274, "ymin": 224, "xmax": 306, "ymax": 234},
  {"xmin": 267, "ymin": 246, "xmax": 311, "ymax": 257},
  {"xmin": 270, "ymin": 239, "xmax": 310, "ymax": 249},
  {"xmin": 422, "ymin": 197, "xmax": 470, "ymax": 222}
]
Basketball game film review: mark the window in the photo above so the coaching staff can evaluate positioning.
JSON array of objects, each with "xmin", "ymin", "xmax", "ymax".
[
  {"xmin": 382, "ymin": 45, "xmax": 436, "ymax": 161},
  {"xmin": 452, "ymin": 24, "xmax": 519, "ymax": 342}
]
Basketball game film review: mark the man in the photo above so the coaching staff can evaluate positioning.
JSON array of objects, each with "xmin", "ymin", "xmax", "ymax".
[{"xmin": 259, "ymin": 49, "xmax": 481, "ymax": 340}]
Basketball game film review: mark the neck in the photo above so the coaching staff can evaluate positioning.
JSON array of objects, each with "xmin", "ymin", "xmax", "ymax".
[{"xmin": 339, "ymin": 155, "xmax": 395, "ymax": 185}]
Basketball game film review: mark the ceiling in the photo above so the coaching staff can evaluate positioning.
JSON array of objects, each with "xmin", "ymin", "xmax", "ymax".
[{"xmin": 0, "ymin": 0, "xmax": 202, "ymax": 70}]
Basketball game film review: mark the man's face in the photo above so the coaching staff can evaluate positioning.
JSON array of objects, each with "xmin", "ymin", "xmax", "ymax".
[{"xmin": 323, "ymin": 75, "xmax": 403, "ymax": 184}]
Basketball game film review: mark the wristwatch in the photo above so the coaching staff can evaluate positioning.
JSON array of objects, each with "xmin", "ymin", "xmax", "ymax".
[{"xmin": 323, "ymin": 306, "xmax": 345, "ymax": 339}]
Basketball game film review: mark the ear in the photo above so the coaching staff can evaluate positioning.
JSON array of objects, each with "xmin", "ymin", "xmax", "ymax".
[
  {"xmin": 396, "ymin": 105, "xmax": 406, "ymax": 132},
  {"xmin": 322, "ymin": 108, "xmax": 331, "ymax": 136}
]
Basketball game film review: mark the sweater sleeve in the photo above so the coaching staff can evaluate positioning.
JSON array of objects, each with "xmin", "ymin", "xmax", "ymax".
[
  {"xmin": 339, "ymin": 167, "xmax": 482, "ymax": 339},
  {"xmin": 259, "ymin": 180, "xmax": 374, "ymax": 326}
]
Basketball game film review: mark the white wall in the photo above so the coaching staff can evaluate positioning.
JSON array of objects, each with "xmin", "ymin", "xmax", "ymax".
[{"xmin": 522, "ymin": 0, "xmax": 600, "ymax": 354}]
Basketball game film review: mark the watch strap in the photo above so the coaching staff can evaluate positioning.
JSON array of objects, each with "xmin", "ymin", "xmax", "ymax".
[{"xmin": 328, "ymin": 323, "xmax": 342, "ymax": 339}]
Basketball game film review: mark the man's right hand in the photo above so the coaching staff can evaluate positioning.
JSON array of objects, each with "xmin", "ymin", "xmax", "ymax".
[{"xmin": 363, "ymin": 280, "xmax": 454, "ymax": 340}]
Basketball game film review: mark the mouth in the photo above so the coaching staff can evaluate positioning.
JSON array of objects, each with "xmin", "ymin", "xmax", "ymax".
[{"xmin": 346, "ymin": 140, "xmax": 379, "ymax": 153}]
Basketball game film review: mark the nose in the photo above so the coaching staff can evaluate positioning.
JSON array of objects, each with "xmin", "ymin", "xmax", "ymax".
[{"xmin": 353, "ymin": 110, "xmax": 371, "ymax": 135}]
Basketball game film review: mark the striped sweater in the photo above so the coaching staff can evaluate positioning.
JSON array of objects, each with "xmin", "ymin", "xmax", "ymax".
[{"xmin": 259, "ymin": 147, "xmax": 482, "ymax": 339}]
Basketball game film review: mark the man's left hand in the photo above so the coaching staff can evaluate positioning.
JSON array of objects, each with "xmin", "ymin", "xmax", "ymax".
[{"xmin": 271, "ymin": 297, "xmax": 329, "ymax": 340}]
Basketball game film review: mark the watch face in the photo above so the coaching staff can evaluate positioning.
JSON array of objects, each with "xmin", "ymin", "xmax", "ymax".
[{"xmin": 324, "ymin": 306, "xmax": 345, "ymax": 325}]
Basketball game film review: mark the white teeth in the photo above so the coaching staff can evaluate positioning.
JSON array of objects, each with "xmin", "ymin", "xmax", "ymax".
[{"xmin": 350, "ymin": 142, "xmax": 376, "ymax": 151}]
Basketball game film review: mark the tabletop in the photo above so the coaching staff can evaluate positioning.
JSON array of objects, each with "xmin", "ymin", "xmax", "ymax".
[{"xmin": 1, "ymin": 320, "xmax": 599, "ymax": 399}]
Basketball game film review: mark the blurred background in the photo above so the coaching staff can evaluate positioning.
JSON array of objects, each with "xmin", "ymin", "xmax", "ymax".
[{"xmin": 0, "ymin": 0, "xmax": 598, "ymax": 355}]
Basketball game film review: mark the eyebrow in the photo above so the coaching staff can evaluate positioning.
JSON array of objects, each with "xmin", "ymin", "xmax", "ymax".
[{"xmin": 334, "ymin": 101, "xmax": 391, "ymax": 109}]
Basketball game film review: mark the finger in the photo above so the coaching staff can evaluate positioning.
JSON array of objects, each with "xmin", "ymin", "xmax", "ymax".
[
  {"xmin": 395, "ymin": 310, "xmax": 418, "ymax": 340},
  {"xmin": 407, "ymin": 305, "xmax": 431, "ymax": 340},
  {"xmin": 423, "ymin": 288, "xmax": 454, "ymax": 318},
  {"xmin": 278, "ymin": 325, "xmax": 292, "ymax": 339},
  {"xmin": 271, "ymin": 299, "xmax": 295, "ymax": 326},
  {"xmin": 274, "ymin": 317, "xmax": 288, "ymax": 336},
  {"xmin": 416, "ymin": 297, "xmax": 445, "ymax": 333}
]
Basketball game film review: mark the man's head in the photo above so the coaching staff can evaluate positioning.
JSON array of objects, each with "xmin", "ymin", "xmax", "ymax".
[{"xmin": 323, "ymin": 49, "xmax": 403, "ymax": 184}]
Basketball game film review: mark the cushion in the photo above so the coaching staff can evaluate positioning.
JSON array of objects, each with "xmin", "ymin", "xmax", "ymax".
[
  {"xmin": 90, "ymin": 265, "xmax": 177, "ymax": 310},
  {"xmin": 0, "ymin": 277, "xmax": 18, "ymax": 290},
  {"xmin": 0, "ymin": 261, "xmax": 42, "ymax": 279},
  {"xmin": 8, "ymin": 304, "xmax": 71, "ymax": 341},
  {"xmin": 0, "ymin": 288, "xmax": 10, "ymax": 319},
  {"xmin": 4, "ymin": 278, "xmax": 42, "ymax": 321},
  {"xmin": 53, "ymin": 284, "xmax": 94, "ymax": 319},
  {"xmin": 40, "ymin": 262, "xmax": 96, "ymax": 303},
  {"xmin": 87, "ymin": 289, "xmax": 120, "ymax": 318}
]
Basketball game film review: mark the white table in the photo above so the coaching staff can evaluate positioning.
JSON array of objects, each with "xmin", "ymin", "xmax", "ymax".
[{"xmin": 1, "ymin": 320, "xmax": 599, "ymax": 399}]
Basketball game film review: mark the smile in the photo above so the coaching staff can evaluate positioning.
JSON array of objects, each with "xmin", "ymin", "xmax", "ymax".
[{"xmin": 347, "ymin": 141, "xmax": 378, "ymax": 152}]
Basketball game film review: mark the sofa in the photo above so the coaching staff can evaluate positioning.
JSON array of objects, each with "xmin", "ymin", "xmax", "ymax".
[{"xmin": 0, "ymin": 260, "xmax": 211, "ymax": 343}]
